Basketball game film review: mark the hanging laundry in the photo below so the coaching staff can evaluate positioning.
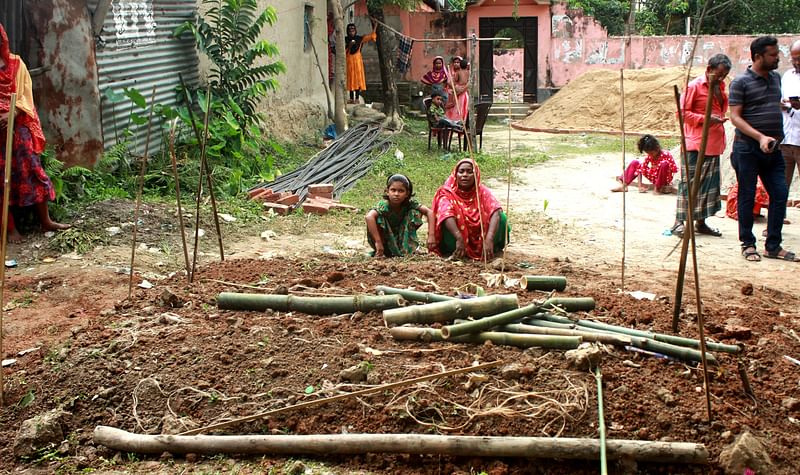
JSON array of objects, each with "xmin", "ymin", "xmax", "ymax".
[{"xmin": 396, "ymin": 35, "xmax": 414, "ymax": 74}]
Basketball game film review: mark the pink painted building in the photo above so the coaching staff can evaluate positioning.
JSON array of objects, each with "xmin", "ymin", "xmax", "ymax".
[{"xmin": 349, "ymin": 1, "xmax": 800, "ymax": 103}]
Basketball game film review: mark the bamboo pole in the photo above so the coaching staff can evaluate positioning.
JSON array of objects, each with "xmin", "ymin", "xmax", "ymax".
[
  {"xmin": 541, "ymin": 297, "xmax": 595, "ymax": 312},
  {"xmin": 180, "ymin": 360, "xmax": 502, "ymax": 435},
  {"xmin": 127, "ymin": 86, "xmax": 157, "ymax": 299},
  {"xmin": 383, "ymin": 294, "xmax": 518, "ymax": 326},
  {"xmin": 521, "ymin": 276, "xmax": 567, "ymax": 292},
  {"xmin": 498, "ymin": 323, "xmax": 632, "ymax": 346},
  {"xmin": 390, "ymin": 327, "xmax": 582, "ymax": 350},
  {"xmin": 189, "ymin": 83, "xmax": 214, "ymax": 282},
  {"xmin": 535, "ymin": 313, "xmax": 739, "ymax": 354},
  {"xmin": 620, "ymin": 68, "xmax": 627, "ymax": 291},
  {"xmin": 375, "ymin": 285, "xmax": 455, "ymax": 303},
  {"xmin": 166, "ymin": 118, "xmax": 191, "ymax": 279},
  {"xmin": 217, "ymin": 293, "xmax": 403, "ymax": 314},
  {"xmin": 671, "ymin": 75, "xmax": 717, "ymax": 421},
  {"xmin": 0, "ymin": 92, "xmax": 16, "ymax": 406},
  {"xmin": 595, "ymin": 367, "xmax": 608, "ymax": 475},
  {"xmin": 441, "ymin": 304, "xmax": 541, "ymax": 339},
  {"xmin": 93, "ymin": 427, "xmax": 709, "ymax": 464}
]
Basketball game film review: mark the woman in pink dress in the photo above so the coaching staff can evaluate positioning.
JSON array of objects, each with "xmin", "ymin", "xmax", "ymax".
[{"xmin": 445, "ymin": 56, "xmax": 469, "ymax": 122}]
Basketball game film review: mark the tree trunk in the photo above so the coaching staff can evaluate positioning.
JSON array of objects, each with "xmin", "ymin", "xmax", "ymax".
[
  {"xmin": 329, "ymin": 0, "xmax": 347, "ymax": 134},
  {"xmin": 93, "ymin": 426, "xmax": 710, "ymax": 464},
  {"xmin": 216, "ymin": 293, "xmax": 403, "ymax": 314},
  {"xmin": 382, "ymin": 294, "xmax": 519, "ymax": 326},
  {"xmin": 366, "ymin": 6, "xmax": 403, "ymax": 131}
]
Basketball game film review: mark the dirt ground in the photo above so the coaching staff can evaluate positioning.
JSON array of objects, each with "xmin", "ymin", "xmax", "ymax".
[{"xmin": 1, "ymin": 125, "xmax": 799, "ymax": 474}]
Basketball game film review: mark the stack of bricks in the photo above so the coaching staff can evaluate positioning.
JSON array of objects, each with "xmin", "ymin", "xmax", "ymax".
[{"xmin": 247, "ymin": 183, "xmax": 357, "ymax": 216}]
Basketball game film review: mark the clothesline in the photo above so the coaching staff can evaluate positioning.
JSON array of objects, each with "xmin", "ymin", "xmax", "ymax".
[{"xmin": 369, "ymin": 17, "xmax": 510, "ymax": 43}]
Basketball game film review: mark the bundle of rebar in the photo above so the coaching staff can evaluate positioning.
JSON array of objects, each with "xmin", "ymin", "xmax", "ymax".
[{"xmin": 249, "ymin": 122, "xmax": 391, "ymax": 204}]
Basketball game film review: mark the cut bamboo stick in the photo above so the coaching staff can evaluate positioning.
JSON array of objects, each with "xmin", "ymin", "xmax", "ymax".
[
  {"xmin": 93, "ymin": 427, "xmax": 709, "ymax": 464},
  {"xmin": 389, "ymin": 327, "xmax": 581, "ymax": 350},
  {"xmin": 217, "ymin": 293, "xmax": 403, "ymax": 314},
  {"xmin": 375, "ymin": 285, "xmax": 455, "ymax": 303},
  {"xmin": 536, "ymin": 314, "xmax": 740, "ymax": 354},
  {"xmin": 498, "ymin": 323, "xmax": 632, "ymax": 346},
  {"xmin": 0, "ymin": 92, "xmax": 15, "ymax": 406},
  {"xmin": 541, "ymin": 297, "xmax": 595, "ymax": 312},
  {"xmin": 383, "ymin": 294, "xmax": 519, "ymax": 326},
  {"xmin": 521, "ymin": 276, "xmax": 567, "ymax": 292},
  {"xmin": 441, "ymin": 304, "xmax": 540, "ymax": 339}
]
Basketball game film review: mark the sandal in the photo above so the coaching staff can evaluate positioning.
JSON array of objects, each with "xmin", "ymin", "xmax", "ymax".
[
  {"xmin": 742, "ymin": 246, "xmax": 761, "ymax": 262},
  {"xmin": 670, "ymin": 222, "xmax": 685, "ymax": 238},
  {"xmin": 695, "ymin": 222, "xmax": 722, "ymax": 237},
  {"xmin": 763, "ymin": 248, "xmax": 800, "ymax": 262}
]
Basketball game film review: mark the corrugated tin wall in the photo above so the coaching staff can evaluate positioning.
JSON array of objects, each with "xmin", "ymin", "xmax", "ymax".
[{"xmin": 91, "ymin": 0, "xmax": 199, "ymax": 155}]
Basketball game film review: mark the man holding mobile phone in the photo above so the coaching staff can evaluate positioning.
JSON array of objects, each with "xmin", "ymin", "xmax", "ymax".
[
  {"xmin": 730, "ymin": 36, "xmax": 797, "ymax": 262},
  {"xmin": 781, "ymin": 40, "xmax": 800, "ymax": 187}
]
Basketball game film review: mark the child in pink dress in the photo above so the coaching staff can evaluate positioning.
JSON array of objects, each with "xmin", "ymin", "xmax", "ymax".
[{"xmin": 612, "ymin": 135, "xmax": 678, "ymax": 194}]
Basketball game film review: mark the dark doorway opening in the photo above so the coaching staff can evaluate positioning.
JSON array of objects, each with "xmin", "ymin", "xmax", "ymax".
[{"xmin": 479, "ymin": 17, "xmax": 537, "ymax": 103}]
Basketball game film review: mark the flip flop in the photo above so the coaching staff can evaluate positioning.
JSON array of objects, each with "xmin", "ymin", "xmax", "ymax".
[
  {"xmin": 742, "ymin": 246, "xmax": 761, "ymax": 262},
  {"xmin": 670, "ymin": 222, "xmax": 685, "ymax": 238},
  {"xmin": 763, "ymin": 248, "xmax": 800, "ymax": 262},
  {"xmin": 695, "ymin": 223, "xmax": 722, "ymax": 237}
]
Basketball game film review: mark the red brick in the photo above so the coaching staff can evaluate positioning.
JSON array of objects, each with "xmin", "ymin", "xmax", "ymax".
[
  {"xmin": 309, "ymin": 190, "xmax": 334, "ymax": 200},
  {"xmin": 260, "ymin": 191, "xmax": 279, "ymax": 202},
  {"xmin": 247, "ymin": 188, "xmax": 266, "ymax": 199},
  {"xmin": 308, "ymin": 183, "xmax": 334, "ymax": 195},
  {"xmin": 276, "ymin": 193, "xmax": 300, "ymax": 206},
  {"xmin": 263, "ymin": 202, "xmax": 290, "ymax": 216},
  {"xmin": 302, "ymin": 201, "xmax": 330, "ymax": 215}
]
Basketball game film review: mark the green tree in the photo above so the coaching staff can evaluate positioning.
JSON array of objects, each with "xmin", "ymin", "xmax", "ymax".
[
  {"xmin": 176, "ymin": 0, "xmax": 286, "ymax": 128},
  {"xmin": 567, "ymin": 0, "xmax": 630, "ymax": 36}
]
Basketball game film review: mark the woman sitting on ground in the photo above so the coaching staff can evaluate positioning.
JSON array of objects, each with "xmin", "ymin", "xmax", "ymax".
[
  {"xmin": 432, "ymin": 159, "xmax": 509, "ymax": 260},
  {"xmin": 0, "ymin": 23, "xmax": 68, "ymax": 242}
]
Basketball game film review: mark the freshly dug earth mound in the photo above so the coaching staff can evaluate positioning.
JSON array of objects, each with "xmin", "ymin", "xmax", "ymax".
[
  {"xmin": 516, "ymin": 66, "xmax": 704, "ymax": 136},
  {"xmin": 1, "ymin": 254, "xmax": 799, "ymax": 474}
]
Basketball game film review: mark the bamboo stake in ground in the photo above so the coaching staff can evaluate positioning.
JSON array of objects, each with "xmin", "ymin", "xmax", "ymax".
[
  {"xmin": 167, "ymin": 118, "xmax": 191, "ymax": 279},
  {"xmin": 595, "ymin": 367, "xmax": 608, "ymax": 475},
  {"xmin": 189, "ymin": 83, "xmax": 213, "ymax": 282},
  {"xmin": 180, "ymin": 360, "xmax": 502, "ymax": 435},
  {"xmin": 94, "ymin": 427, "xmax": 709, "ymax": 464},
  {"xmin": 127, "ymin": 86, "xmax": 158, "ymax": 299},
  {"xmin": 619, "ymin": 68, "xmax": 627, "ymax": 291},
  {"xmin": 0, "ymin": 92, "xmax": 16, "ymax": 406},
  {"xmin": 217, "ymin": 293, "xmax": 403, "ymax": 314},
  {"xmin": 383, "ymin": 294, "xmax": 519, "ymax": 326}
]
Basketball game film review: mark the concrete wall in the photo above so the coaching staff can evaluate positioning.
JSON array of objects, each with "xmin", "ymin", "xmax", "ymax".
[
  {"xmin": 197, "ymin": 0, "xmax": 329, "ymax": 139},
  {"xmin": 550, "ymin": 4, "xmax": 800, "ymax": 87}
]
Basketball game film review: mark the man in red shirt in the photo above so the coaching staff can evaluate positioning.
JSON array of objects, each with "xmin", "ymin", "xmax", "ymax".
[{"xmin": 671, "ymin": 54, "xmax": 731, "ymax": 238}]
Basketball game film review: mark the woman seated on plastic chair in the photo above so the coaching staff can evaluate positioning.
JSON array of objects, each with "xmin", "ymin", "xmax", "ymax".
[{"xmin": 432, "ymin": 159, "xmax": 509, "ymax": 261}]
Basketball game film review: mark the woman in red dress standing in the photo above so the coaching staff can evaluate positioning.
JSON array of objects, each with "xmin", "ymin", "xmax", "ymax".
[{"xmin": 0, "ymin": 23, "xmax": 68, "ymax": 242}]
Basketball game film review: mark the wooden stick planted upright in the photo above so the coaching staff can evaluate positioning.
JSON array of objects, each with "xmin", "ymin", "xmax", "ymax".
[
  {"xmin": 127, "ymin": 86, "xmax": 157, "ymax": 299},
  {"xmin": 619, "ymin": 68, "xmax": 627, "ymax": 291},
  {"xmin": 0, "ymin": 92, "xmax": 16, "ymax": 406}
]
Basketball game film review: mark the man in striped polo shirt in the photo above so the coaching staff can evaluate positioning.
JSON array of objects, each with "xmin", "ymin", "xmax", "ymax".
[{"xmin": 730, "ymin": 36, "xmax": 798, "ymax": 262}]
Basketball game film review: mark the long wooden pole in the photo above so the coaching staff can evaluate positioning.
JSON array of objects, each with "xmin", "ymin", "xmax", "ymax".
[
  {"xmin": 180, "ymin": 360, "xmax": 502, "ymax": 435},
  {"xmin": 0, "ymin": 93, "xmax": 17, "ymax": 406},
  {"xmin": 595, "ymin": 367, "xmax": 607, "ymax": 475},
  {"xmin": 671, "ymin": 76, "xmax": 716, "ymax": 421},
  {"xmin": 189, "ymin": 84, "xmax": 213, "ymax": 282},
  {"xmin": 127, "ymin": 86, "xmax": 157, "ymax": 299},
  {"xmin": 619, "ymin": 69, "xmax": 626, "ymax": 291},
  {"xmin": 94, "ymin": 427, "xmax": 709, "ymax": 464},
  {"xmin": 167, "ymin": 119, "xmax": 191, "ymax": 279}
]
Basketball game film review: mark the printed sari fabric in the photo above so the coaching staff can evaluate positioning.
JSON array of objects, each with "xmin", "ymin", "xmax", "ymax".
[
  {"xmin": 421, "ymin": 56, "xmax": 447, "ymax": 86},
  {"xmin": 432, "ymin": 159, "xmax": 503, "ymax": 260},
  {"xmin": 368, "ymin": 198, "xmax": 423, "ymax": 257},
  {"xmin": 0, "ymin": 24, "xmax": 54, "ymax": 207}
]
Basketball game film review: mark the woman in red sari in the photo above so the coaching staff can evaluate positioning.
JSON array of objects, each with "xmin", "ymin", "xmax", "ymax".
[
  {"xmin": 432, "ymin": 159, "xmax": 509, "ymax": 260},
  {"xmin": 0, "ymin": 24, "xmax": 67, "ymax": 242},
  {"xmin": 421, "ymin": 56, "xmax": 447, "ymax": 94}
]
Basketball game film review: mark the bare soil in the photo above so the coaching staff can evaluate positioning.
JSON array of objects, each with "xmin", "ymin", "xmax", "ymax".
[{"xmin": 1, "ymin": 127, "xmax": 799, "ymax": 474}]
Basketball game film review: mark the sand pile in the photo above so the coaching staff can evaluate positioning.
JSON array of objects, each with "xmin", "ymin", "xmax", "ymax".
[{"xmin": 516, "ymin": 66, "xmax": 705, "ymax": 136}]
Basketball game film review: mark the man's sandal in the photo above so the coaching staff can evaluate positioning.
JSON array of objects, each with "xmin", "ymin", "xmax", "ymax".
[
  {"xmin": 695, "ymin": 222, "xmax": 722, "ymax": 237},
  {"xmin": 742, "ymin": 246, "xmax": 761, "ymax": 262},
  {"xmin": 670, "ymin": 222, "xmax": 685, "ymax": 238},
  {"xmin": 763, "ymin": 248, "xmax": 800, "ymax": 262}
]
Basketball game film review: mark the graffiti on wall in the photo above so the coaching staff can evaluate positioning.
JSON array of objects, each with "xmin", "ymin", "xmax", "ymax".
[{"xmin": 112, "ymin": 0, "xmax": 157, "ymax": 48}]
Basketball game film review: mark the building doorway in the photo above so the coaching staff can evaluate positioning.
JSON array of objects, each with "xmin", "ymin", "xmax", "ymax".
[{"xmin": 479, "ymin": 17, "xmax": 537, "ymax": 103}]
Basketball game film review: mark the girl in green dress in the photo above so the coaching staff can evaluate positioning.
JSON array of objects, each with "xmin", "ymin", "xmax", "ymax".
[{"xmin": 365, "ymin": 174, "xmax": 436, "ymax": 257}]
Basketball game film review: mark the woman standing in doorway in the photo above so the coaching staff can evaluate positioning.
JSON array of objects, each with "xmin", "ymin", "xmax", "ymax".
[{"xmin": 345, "ymin": 21, "xmax": 376, "ymax": 104}]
